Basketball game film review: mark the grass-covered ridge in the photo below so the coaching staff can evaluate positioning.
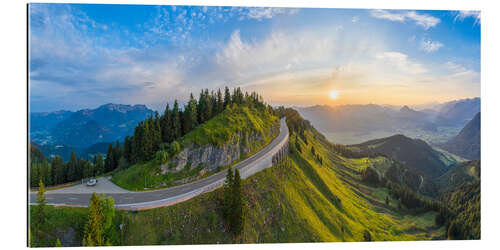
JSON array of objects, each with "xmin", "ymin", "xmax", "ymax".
[
  {"xmin": 111, "ymin": 104, "xmax": 279, "ymax": 191},
  {"xmin": 180, "ymin": 103, "xmax": 278, "ymax": 147},
  {"xmin": 31, "ymin": 109, "xmax": 446, "ymax": 246}
]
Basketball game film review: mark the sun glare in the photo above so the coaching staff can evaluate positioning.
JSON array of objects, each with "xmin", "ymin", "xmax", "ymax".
[{"xmin": 329, "ymin": 90, "xmax": 339, "ymax": 100}]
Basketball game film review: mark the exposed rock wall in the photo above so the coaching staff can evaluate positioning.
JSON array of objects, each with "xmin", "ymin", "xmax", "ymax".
[{"xmin": 160, "ymin": 123, "xmax": 279, "ymax": 174}]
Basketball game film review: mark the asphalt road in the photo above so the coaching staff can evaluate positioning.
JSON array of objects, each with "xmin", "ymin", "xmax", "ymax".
[{"xmin": 29, "ymin": 118, "xmax": 289, "ymax": 210}]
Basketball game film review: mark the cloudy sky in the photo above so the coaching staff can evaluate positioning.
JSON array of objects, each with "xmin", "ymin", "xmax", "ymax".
[{"xmin": 28, "ymin": 4, "xmax": 480, "ymax": 112}]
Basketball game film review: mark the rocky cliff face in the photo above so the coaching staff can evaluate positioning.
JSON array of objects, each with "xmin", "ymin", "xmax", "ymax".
[{"xmin": 160, "ymin": 123, "xmax": 279, "ymax": 174}]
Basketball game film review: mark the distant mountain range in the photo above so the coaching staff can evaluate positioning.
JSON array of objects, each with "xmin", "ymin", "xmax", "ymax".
[
  {"xmin": 350, "ymin": 133, "xmax": 477, "ymax": 198},
  {"xmin": 441, "ymin": 112, "xmax": 480, "ymax": 160},
  {"xmin": 296, "ymin": 97, "xmax": 480, "ymax": 145},
  {"xmin": 30, "ymin": 103, "xmax": 154, "ymax": 159},
  {"xmin": 434, "ymin": 98, "xmax": 480, "ymax": 126}
]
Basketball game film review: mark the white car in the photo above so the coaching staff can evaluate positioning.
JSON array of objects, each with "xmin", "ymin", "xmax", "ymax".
[{"xmin": 86, "ymin": 178, "xmax": 97, "ymax": 186}]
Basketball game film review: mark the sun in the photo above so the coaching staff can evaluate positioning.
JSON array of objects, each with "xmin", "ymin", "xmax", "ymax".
[{"xmin": 329, "ymin": 90, "xmax": 339, "ymax": 100}]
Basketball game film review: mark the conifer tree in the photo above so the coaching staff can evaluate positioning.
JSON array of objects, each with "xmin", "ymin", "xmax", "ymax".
[
  {"xmin": 295, "ymin": 139, "xmax": 302, "ymax": 153},
  {"xmin": 35, "ymin": 180, "xmax": 47, "ymax": 228},
  {"xmin": 83, "ymin": 193, "xmax": 105, "ymax": 246},
  {"xmin": 104, "ymin": 143, "xmax": 115, "ymax": 173},
  {"xmin": 55, "ymin": 238, "xmax": 62, "ymax": 247},
  {"xmin": 40, "ymin": 160, "xmax": 51, "ymax": 186},
  {"xmin": 153, "ymin": 112, "xmax": 162, "ymax": 150},
  {"xmin": 216, "ymin": 88, "xmax": 223, "ymax": 114},
  {"xmin": 223, "ymin": 167, "xmax": 234, "ymax": 219},
  {"xmin": 363, "ymin": 230, "xmax": 372, "ymax": 241},
  {"xmin": 161, "ymin": 104, "xmax": 172, "ymax": 142},
  {"xmin": 83, "ymin": 193, "xmax": 115, "ymax": 246},
  {"xmin": 83, "ymin": 161, "xmax": 93, "ymax": 178},
  {"xmin": 183, "ymin": 94, "xmax": 198, "ymax": 134},
  {"xmin": 51, "ymin": 156, "xmax": 65, "ymax": 185},
  {"xmin": 231, "ymin": 168, "xmax": 244, "ymax": 236},
  {"xmin": 144, "ymin": 117, "xmax": 154, "ymax": 160},
  {"xmin": 210, "ymin": 90, "xmax": 217, "ymax": 115},
  {"xmin": 223, "ymin": 86, "xmax": 231, "ymax": 109},
  {"xmin": 94, "ymin": 154, "xmax": 104, "ymax": 176},
  {"xmin": 123, "ymin": 136, "xmax": 132, "ymax": 163},
  {"xmin": 67, "ymin": 151, "xmax": 77, "ymax": 182},
  {"xmin": 113, "ymin": 141, "xmax": 121, "ymax": 169},
  {"xmin": 133, "ymin": 122, "xmax": 145, "ymax": 161},
  {"xmin": 171, "ymin": 100, "xmax": 182, "ymax": 140},
  {"xmin": 200, "ymin": 89, "xmax": 212, "ymax": 122},
  {"xmin": 197, "ymin": 90, "xmax": 206, "ymax": 124},
  {"xmin": 30, "ymin": 162, "xmax": 40, "ymax": 187}
]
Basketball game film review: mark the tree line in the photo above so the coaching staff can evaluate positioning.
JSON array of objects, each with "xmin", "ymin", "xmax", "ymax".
[
  {"xmin": 30, "ymin": 87, "xmax": 269, "ymax": 187},
  {"xmin": 31, "ymin": 150, "xmax": 101, "ymax": 187},
  {"xmin": 121, "ymin": 87, "xmax": 268, "ymax": 165}
]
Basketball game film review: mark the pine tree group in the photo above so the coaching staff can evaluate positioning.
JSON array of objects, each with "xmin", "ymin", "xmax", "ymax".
[
  {"xmin": 30, "ymin": 145, "xmax": 107, "ymax": 188},
  {"xmin": 121, "ymin": 87, "xmax": 268, "ymax": 165},
  {"xmin": 30, "ymin": 87, "xmax": 270, "ymax": 188},
  {"xmin": 222, "ymin": 167, "xmax": 245, "ymax": 236}
]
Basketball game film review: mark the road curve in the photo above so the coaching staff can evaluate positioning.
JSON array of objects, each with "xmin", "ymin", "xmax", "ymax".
[{"xmin": 29, "ymin": 118, "xmax": 289, "ymax": 210}]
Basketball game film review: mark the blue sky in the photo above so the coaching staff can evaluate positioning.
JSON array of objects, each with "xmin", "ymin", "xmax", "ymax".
[{"xmin": 28, "ymin": 4, "xmax": 480, "ymax": 112}]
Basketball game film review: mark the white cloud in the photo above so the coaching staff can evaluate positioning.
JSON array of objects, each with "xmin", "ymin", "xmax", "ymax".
[
  {"xmin": 352, "ymin": 16, "xmax": 359, "ymax": 23},
  {"xmin": 405, "ymin": 11, "xmax": 440, "ymax": 30},
  {"xmin": 29, "ymin": 4, "xmax": 478, "ymax": 110},
  {"xmin": 444, "ymin": 61, "xmax": 480, "ymax": 82},
  {"xmin": 445, "ymin": 61, "xmax": 466, "ymax": 71},
  {"xmin": 371, "ymin": 9, "xmax": 405, "ymax": 22},
  {"xmin": 370, "ymin": 10, "xmax": 440, "ymax": 29},
  {"xmin": 214, "ymin": 28, "xmax": 351, "ymax": 82},
  {"xmin": 420, "ymin": 39, "xmax": 444, "ymax": 53},
  {"xmin": 246, "ymin": 7, "xmax": 299, "ymax": 20},
  {"xmin": 376, "ymin": 51, "xmax": 428, "ymax": 74},
  {"xmin": 454, "ymin": 10, "xmax": 481, "ymax": 24}
]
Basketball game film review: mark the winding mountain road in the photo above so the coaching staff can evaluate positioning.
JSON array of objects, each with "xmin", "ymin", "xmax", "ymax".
[{"xmin": 29, "ymin": 118, "xmax": 289, "ymax": 210}]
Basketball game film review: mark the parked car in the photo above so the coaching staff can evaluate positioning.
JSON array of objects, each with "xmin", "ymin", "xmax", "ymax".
[{"xmin": 86, "ymin": 178, "xmax": 97, "ymax": 186}]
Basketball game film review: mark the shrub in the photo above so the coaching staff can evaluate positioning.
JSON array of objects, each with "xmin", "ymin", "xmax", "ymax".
[
  {"xmin": 360, "ymin": 166, "xmax": 380, "ymax": 185},
  {"xmin": 169, "ymin": 141, "xmax": 181, "ymax": 156},
  {"xmin": 155, "ymin": 150, "xmax": 169, "ymax": 165}
]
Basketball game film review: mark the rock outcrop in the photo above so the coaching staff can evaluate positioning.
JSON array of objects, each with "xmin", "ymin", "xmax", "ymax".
[{"xmin": 160, "ymin": 123, "xmax": 279, "ymax": 174}]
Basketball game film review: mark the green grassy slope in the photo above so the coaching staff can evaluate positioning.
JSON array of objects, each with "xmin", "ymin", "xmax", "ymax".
[
  {"xmin": 111, "ymin": 104, "xmax": 279, "ymax": 191},
  {"xmin": 30, "ymin": 110, "xmax": 445, "ymax": 246},
  {"xmin": 180, "ymin": 104, "xmax": 278, "ymax": 147}
]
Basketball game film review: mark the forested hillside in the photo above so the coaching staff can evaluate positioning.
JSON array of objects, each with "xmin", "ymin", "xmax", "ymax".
[
  {"xmin": 29, "ymin": 87, "xmax": 276, "ymax": 189},
  {"xmin": 441, "ymin": 112, "xmax": 480, "ymax": 160},
  {"xmin": 31, "ymin": 108, "xmax": 454, "ymax": 246},
  {"xmin": 112, "ymin": 103, "xmax": 279, "ymax": 190},
  {"xmin": 349, "ymin": 134, "xmax": 455, "ymax": 178}
]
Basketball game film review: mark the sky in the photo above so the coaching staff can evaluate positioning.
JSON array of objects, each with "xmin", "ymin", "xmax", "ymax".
[{"xmin": 28, "ymin": 4, "xmax": 481, "ymax": 112}]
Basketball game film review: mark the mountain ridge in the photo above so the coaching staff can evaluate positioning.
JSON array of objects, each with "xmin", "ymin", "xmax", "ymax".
[
  {"xmin": 441, "ymin": 112, "xmax": 480, "ymax": 160},
  {"xmin": 30, "ymin": 103, "xmax": 155, "ymax": 149},
  {"xmin": 296, "ymin": 97, "xmax": 479, "ymax": 145}
]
